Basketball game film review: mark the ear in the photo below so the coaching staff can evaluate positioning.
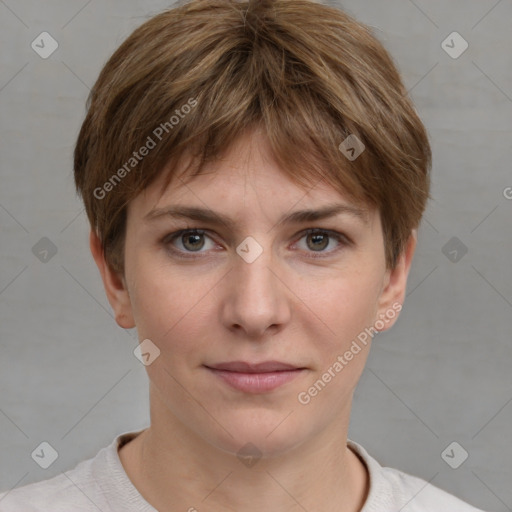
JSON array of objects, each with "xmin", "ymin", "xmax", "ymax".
[
  {"xmin": 89, "ymin": 229, "xmax": 135, "ymax": 329},
  {"xmin": 374, "ymin": 230, "xmax": 417, "ymax": 332}
]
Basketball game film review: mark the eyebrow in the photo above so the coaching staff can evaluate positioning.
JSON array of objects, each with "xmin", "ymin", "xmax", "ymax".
[{"xmin": 144, "ymin": 202, "xmax": 369, "ymax": 230}]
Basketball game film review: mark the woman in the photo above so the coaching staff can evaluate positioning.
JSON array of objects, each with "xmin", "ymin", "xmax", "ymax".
[{"xmin": 0, "ymin": 0, "xmax": 486, "ymax": 510}]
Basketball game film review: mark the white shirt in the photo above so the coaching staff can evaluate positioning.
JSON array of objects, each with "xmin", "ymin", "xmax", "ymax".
[{"xmin": 0, "ymin": 429, "xmax": 486, "ymax": 511}]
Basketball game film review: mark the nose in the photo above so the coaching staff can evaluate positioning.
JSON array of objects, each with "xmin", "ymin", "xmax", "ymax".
[{"xmin": 219, "ymin": 240, "xmax": 292, "ymax": 339}]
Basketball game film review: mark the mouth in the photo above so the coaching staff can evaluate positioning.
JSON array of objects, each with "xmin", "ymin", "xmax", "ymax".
[{"xmin": 204, "ymin": 361, "xmax": 307, "ymax": 393}]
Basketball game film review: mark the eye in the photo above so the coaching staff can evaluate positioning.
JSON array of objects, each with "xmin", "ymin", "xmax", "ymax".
[
  {"xmin": 162, "ymin": 227, "xmax": 350, "ymax": 260},
  {"xmin": 163, "ymin": 229, "xmax": 218, "ymax": 258},
  {"xmin": 293, "ymin": 228, "xmax": 350, "ymax": 258}
]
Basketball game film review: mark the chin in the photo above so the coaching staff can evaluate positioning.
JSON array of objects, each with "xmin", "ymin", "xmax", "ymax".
[{"xmin": 203, "ymin": 413, "xmax": 309, "ymax": 460}]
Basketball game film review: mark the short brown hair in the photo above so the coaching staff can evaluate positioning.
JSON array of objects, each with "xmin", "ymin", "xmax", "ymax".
[{"xmin": 74, "ymin": 0, "xmax": 431, "ymax": 273}]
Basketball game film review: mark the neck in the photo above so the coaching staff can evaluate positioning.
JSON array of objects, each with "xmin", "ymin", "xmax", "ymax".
[{"xmin": 119, "ymin": 392, "xmax": 369, "ymax": 512}]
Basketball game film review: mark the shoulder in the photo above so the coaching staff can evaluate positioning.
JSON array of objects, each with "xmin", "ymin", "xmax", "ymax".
[
  {"xmin": 381, "ymin": 465, "xmax": 485, "ymax": 511},
  {"xmin": 348, "ymin": 440, "xmax": 486, "ymax": 512},
  {"xmin": 0, "ymin": 459, "xmax": 100, "ymax": 512},
  {"xmin": 0, "ymin": 430, "xmax": 148, "ymax": 512},
  {"xmin": 0, "ymin": 436, "xmax": 120, "ymax": 512}
]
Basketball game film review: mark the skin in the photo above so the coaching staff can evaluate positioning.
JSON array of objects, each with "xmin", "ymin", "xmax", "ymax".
[{"xmin": 91, "ymin": 126, "xmax": 416, "ymax": 512}]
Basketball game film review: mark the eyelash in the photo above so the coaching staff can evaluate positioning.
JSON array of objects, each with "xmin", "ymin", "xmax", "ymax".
[{"xmin": 161, "ymin": 227, "xmax": 351, "ymax": 260}]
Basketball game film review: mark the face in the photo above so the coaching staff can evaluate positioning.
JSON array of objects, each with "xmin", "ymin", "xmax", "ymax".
[{"xmin": 92, "ymin": 127, "xmax": 415, "ymax": 458}]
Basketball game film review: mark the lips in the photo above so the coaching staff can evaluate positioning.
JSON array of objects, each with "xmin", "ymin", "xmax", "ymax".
[
  {"xmin": 204, "ymin": 361, "xmax": 306, "ymax": 393},
  {"xmin": 206, "ymin": 361, "xmax": 303, "ymax": 373}
]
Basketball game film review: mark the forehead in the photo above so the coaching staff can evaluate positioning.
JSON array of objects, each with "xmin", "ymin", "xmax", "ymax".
[
  {"xmin": 128, "ymin": 131, "xmax": 380, "ymax": 239},
  {"xmin": 128, "ymin": 127, "xmax": 377, "ymax": 228}
]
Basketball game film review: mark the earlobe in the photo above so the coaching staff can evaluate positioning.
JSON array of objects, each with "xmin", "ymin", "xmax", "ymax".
[
  {"xmin": 375, "ymin": 230, "xmax": 417, "ymax": 332},
  {"xmin": 89, "ymin": 230, "xmax": 135, "ymax": 329}
]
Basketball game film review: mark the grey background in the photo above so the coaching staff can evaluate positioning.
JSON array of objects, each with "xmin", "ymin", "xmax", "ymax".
[{"xmin": 0, "ymin": 0, "xmax": 511, "ymax": 510}]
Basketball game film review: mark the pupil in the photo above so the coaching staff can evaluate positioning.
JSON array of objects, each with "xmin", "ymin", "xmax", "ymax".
[
  {"xmin": 309, "ymin": 233, "xmax": 328, "ymax": 251},
  {"xmin": 184, "ymin": 233, "xmax": 204, "ymax": 251}
]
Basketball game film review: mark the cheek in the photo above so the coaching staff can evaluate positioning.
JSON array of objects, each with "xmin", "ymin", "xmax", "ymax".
[
  {"xmin": 295, "ymin": 265, "xmax": 382, "ymax": 349},
  {"xmin": 126, "ymin": 251, "xmax": 216, "ymax": 356},
  {"xmin": 294, "ymin": 270, "xmax": 382, "ymax": 411}
]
